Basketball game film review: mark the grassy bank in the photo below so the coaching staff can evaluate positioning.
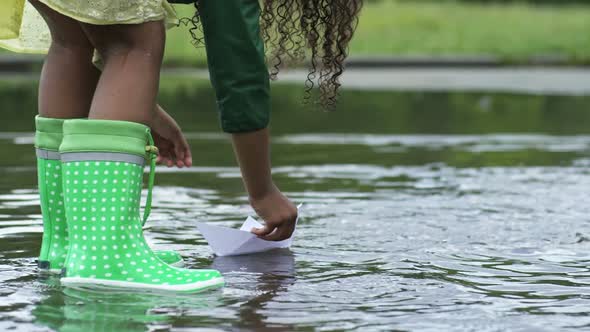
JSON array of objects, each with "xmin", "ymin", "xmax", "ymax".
[
  {"xmin": 164, "ymin": 1, "xmax": 590, "ymax": 66},
  {"xmin": 1, "ymin": 1, "xmax": 589, "ymax": 65}
]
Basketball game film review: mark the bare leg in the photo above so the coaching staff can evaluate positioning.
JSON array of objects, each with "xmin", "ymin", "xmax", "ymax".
[
  {"xmin": 29, "ymin": 0, "xmax": 98, "ymax": 119},
  {"xmin": 79, "ymin": 21, "xmax": 165, "ymax": 125},
  {"xmin": 30, "ymin": 2, "xmax": 188, "ymax": 167}
]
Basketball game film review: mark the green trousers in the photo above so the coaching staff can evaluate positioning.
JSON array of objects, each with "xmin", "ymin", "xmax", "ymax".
[{"xmin": 174, "ymin": 0, "xmax": 271, "ymax": 133}]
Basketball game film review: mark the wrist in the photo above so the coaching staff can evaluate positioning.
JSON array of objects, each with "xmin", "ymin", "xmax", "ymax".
[
  {"xmin": 148, "ymin": 105, "xmax": 162, "ymax": 129},
  {"xmin": 247, "ymin": 181, "xmax": 276, "ymax": 202}
]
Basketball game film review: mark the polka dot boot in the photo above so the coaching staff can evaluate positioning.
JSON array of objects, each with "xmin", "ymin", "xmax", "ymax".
[
  {"xmin": 58, "ymin": 119, "xmax": 224, "ymax": 293},
  {"xmin": 35, "ymin": 116, "xmax": 185, "ymax": 273},
  {"xmin": 36, "ymin": 121, "xmax": 68, "ymax": 272}
]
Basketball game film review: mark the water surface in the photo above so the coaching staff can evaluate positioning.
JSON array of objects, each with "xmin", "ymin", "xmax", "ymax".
[{"xmin": 1, "ymin": 77, "xmax": 590, "ymax": 331}]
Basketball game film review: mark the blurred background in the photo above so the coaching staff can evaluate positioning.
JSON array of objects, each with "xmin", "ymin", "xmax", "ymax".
[
  {"xmin": 170, "ymin": 0, "xmax": 590, "ymax": 67},
  {"xmin": 2, "ymin": 1, "xmax": 590, "ymax": 331}
]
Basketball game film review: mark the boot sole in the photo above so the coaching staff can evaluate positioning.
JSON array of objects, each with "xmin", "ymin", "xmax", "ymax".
[
  {"xmin": 38, "ymin": 261, "xmax": 63, "ymax": 275},
  {"xmin": 39, "ymin": 268, "xmax": 62, "ymax": 275},
  {"xmin": 60, "ymin": 277, "xmax": 225, "ymax": 293}
]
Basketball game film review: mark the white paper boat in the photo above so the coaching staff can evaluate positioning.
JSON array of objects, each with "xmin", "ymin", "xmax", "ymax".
[{"xmin": 196, "ymin": 205, "xmax": 302, "ymax": 257}]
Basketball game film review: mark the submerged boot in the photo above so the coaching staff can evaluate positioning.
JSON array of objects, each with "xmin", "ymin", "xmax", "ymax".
[
  {"xmin": 36, "ymin": 116, "xmax": 68, "ymax": 273},
  {"xmin": 35, "ymin": 116, "xmax": 184, "ymax": 274},
  {"xmin": 59, "ymin": 119, "xmax": 224, "ymax": 292}
]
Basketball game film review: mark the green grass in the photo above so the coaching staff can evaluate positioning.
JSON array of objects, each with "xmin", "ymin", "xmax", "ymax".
[
  {"xmin": 2, "ymin": 1, "xmax": 590, "ymax": 65},
  {"xmin": 375, "ymin": 1, "xmax": 590, "ymax": 61},
  {"xmin": 163, "ymin": 1, "xmax": 590, "ymax": 66}
]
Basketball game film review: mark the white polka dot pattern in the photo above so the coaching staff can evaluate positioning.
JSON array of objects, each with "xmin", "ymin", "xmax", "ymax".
[
  {"xmin": 36, "ymin": 156, "xmax": 184, "ymax": 271},
  {"xmin": 61, "ymin": 159, "xmax": 223, "ymax": 289}
]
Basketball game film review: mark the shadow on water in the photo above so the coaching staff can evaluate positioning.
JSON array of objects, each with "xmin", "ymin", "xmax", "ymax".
[{"xmin": 1, "ymin": 75, "xmax": 590, "ymax": 330}]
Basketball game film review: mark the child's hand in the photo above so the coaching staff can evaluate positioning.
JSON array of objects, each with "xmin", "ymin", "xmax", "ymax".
[
  {"xmin": 151, "ymin": 105, "xmax": 193, "ymax": 168},
  {"xmin": 250, "ymin": 185, "xmax": 298, "ymax": 241}
]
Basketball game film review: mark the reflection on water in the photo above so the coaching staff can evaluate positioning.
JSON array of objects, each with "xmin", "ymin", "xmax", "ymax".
[
  {"xmin": 33, "ymin": 279, "xmax": 225, "ymax": 332},
  {"xmin": 1, "ymin": 76, "xmax": 590, "ymax": 330}
]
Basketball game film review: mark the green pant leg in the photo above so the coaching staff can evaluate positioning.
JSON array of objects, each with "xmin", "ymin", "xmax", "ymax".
[{"xmin": 198, "ymin": 0, "xmax": 270, "ymax": 133}]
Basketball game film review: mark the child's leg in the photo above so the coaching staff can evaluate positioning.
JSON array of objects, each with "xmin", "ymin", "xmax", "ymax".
[
  {"xmin": 29, "ymin": 3, "xmax": 187, "ymax": 272},
  {"xmin": 79, "ymin": 21, "xmax": 165, "ymax": 125},
  {"xmin": 27, "ymin": 1, "xmax": 96, "ymax": 272},
  {"xmin": 48, "ymin": 18, "xmax": 223, "ymax": 292},
  {"xmin": 55, "ymin": 21, "xmax": 225, "ymax": 289},
  {"xmin": 28, "ymin": 0, "xmax": 98, "ymax": 119}
]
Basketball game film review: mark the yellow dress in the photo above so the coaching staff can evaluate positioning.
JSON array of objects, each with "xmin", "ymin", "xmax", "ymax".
[
  {"xmin": 0, "ymin": 0, "xmax": 178, "ymax": 54},
  {"xmin": 0, "ymin": 0, "xmax": 25, "ymax": 40}
]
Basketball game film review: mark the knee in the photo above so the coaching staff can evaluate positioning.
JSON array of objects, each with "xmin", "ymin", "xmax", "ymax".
[{"xmin": 100, "ymin": 41, "xmax": 164, "ymax": 67}]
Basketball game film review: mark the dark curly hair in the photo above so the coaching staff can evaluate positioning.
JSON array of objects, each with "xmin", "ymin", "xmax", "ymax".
[{"xmin": 182, "ymin": 0, "xmax": 363, "ymax": 110}]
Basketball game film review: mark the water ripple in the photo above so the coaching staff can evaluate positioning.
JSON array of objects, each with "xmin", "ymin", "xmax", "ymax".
[{"xmin": 1, "ymin": 136, "xmax": 590, "ymax": 331}]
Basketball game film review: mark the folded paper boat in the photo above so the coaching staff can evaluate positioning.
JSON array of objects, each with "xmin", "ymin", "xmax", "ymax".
[{"xmin": 196, "ymin": 205, "xmax": 302, "ymax": 257}]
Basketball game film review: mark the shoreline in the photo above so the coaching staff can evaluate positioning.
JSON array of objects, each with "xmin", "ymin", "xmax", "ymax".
[{"xmin": 1, "ymin": 54, "xmax": 590, "ymax": 74}]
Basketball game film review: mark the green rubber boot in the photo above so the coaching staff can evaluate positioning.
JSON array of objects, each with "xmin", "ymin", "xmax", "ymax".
[
  {"xmin": 35, "ymin": 116, "xmax": 184, "ymax": 273},
  {"xmin": 36, "ymin": 116, "xmax": 69, "ymax": 273},
  {"xmin": 59, "ymin": 119, "xmax": 224, "ymax": 292}
]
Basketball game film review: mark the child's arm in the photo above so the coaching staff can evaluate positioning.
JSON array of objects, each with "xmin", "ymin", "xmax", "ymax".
[
  {"xmin": 152, "ymin": 107, "xmax": 296, "ymax": 240},
  {"xmin": 231, "ymin": 128, "xmax": 298, "ymax": 241}
]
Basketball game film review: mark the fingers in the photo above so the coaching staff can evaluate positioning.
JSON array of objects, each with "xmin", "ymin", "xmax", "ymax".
[
  {"xmin": 156, "ymin": 148, "xmax": 176, "ymax": 168},
  {"xmin": 156, "ymin": 152, "xmax": 178, "ymax": 168},
  {"xmin": 255, "ymin": 214, "xmax": 297, "ymax": 242},
  {"xmin": 183, "ymin": 141, "xmax": 193, "ymax": 167},
  {"xmin": 174, "ymin": 141, "xmax": 185, "ymax": 168},
  {"xmin": 251, "ymin": 225, "xmax": 276, "ymax": 237},
  {"xmin": 155, "ymin": 141, "xmax": 186, "ymax": 168},
  {"xmin": 156, "ymin": 147, "xmax": 191, "ymax": 168},
  {"xmin": 260, "ymin": 222, "xmax": 295, "ymax": 241},
  {"xmin": 157, "ymin": 132, "xmax": 191, "ymax": 168},
  {"xmin": 173, "ymin": 132, "xmax": 192, "ymax": 168}
]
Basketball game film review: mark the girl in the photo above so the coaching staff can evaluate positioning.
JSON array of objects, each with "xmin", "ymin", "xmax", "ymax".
[
  {"xmin": 2, "ymin": 0, "xmax": 225, "ymax": 293},
  {"xmin": 1, "ymin": 0, "xmax": 363, "ymax": 293}
]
